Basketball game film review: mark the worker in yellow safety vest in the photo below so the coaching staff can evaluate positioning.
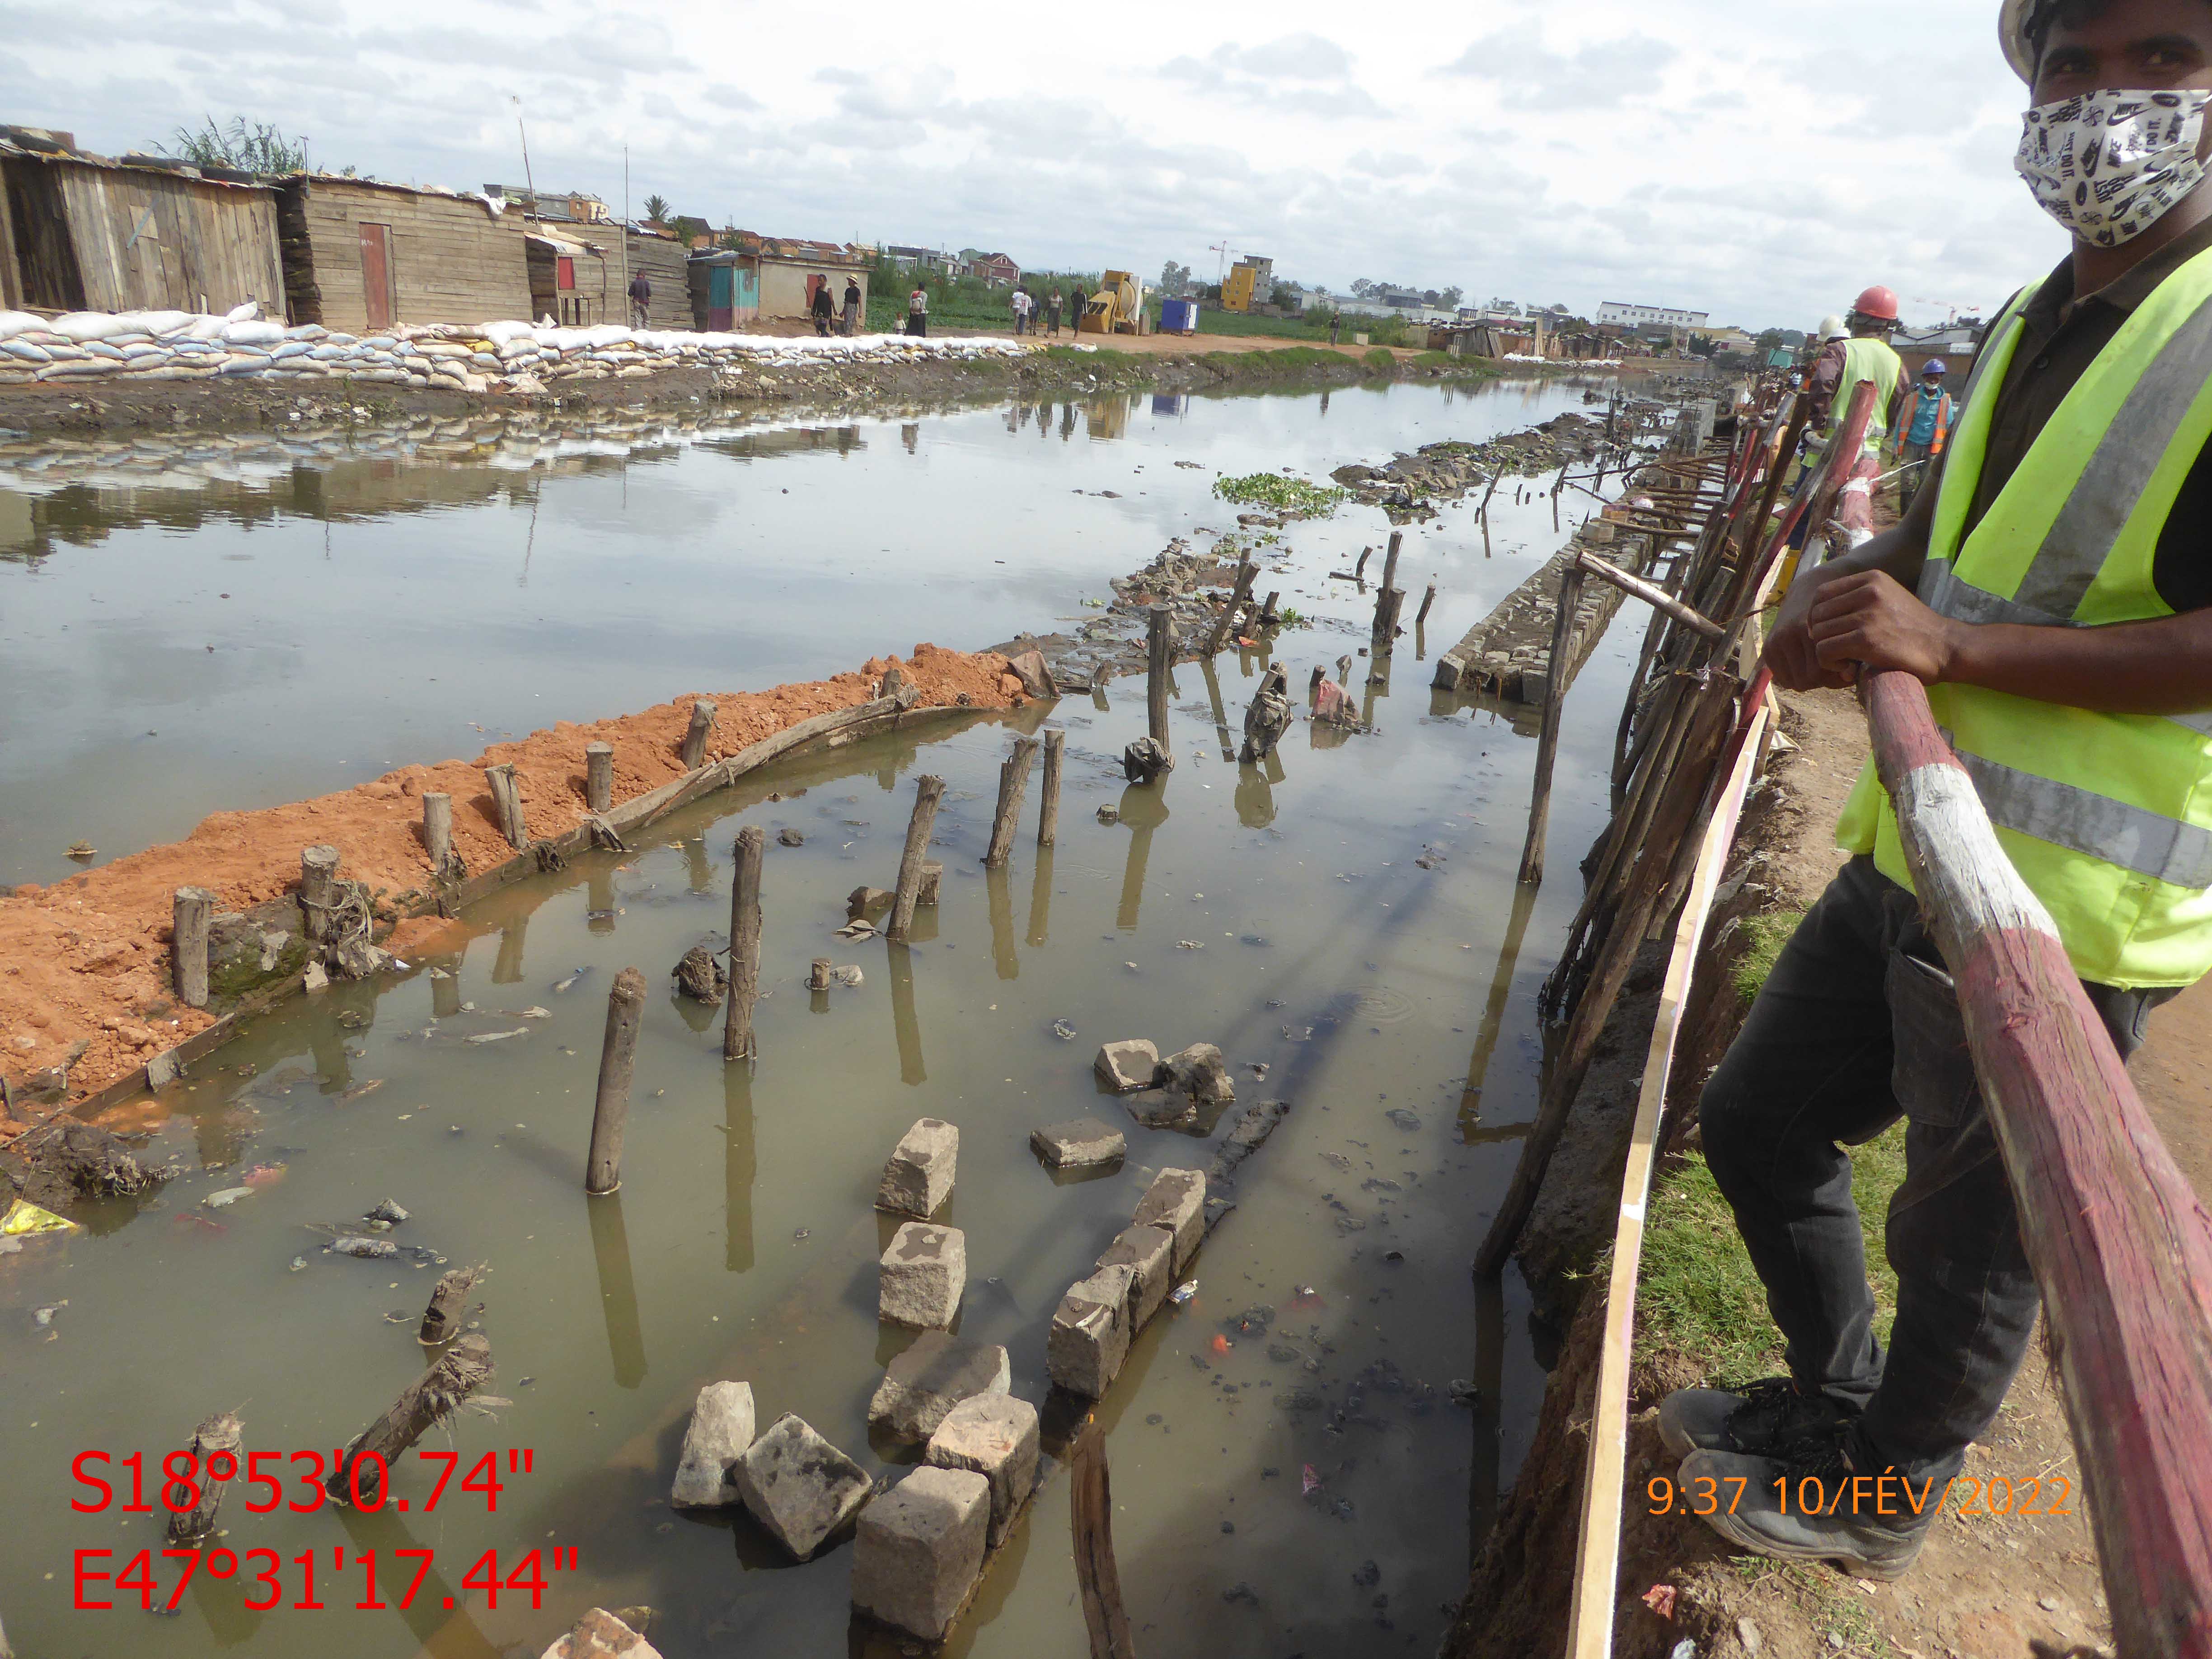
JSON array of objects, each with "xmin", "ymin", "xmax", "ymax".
[
  {"xmin": 1663, "ymin": 0, "xmax": 2212, "ymax": 1584},
  {"xmin": 1790, "ymin": 293, "xmax": 1908, "ymax": 550}
]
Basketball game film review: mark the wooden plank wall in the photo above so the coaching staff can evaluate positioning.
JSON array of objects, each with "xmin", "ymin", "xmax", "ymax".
[
  {"xmin": 0, "ymin": 166, "xmax": 20, "ymax": 310},
  {"xmin": 52, "ymin": 163, "xmax": 283, "ymax": 315},
  {"xmin": 623, "ymin": 231, "xmax": 691, "ymax": 329},
  {"xmin": 292, "ymin": 180, "xmax": 532, "ymax": 333}
]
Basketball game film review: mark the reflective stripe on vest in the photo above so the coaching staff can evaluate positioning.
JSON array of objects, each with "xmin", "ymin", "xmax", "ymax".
[{"xmin": 1835, "ymin": 245, "xmax": 2212, "ymax": 987}]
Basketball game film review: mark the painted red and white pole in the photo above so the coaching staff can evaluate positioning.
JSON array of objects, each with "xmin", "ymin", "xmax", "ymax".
[{"xmin": 1862, "ymin": 667, "xmax": 2212, "ymax": 1658}]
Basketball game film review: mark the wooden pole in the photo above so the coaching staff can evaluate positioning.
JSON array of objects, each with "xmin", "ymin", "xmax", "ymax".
[
  {"xmin": 1071, "ymin": 1428, "xmax": 1138, "ymax": 1659},
  {"xmin": 723, "ymin": 827, "xmax": 764, "ymax": 1060},
  {"xmin": 1258, "ymin": 590, "xmax": 1281, "ymax": 628},
  {"xmin": 422, "ymin": 792, "xmax": 455, "ymax": 867},
  {"xmin": 808, "ymin": 958, "xmax": 832, "ymax": 991},
  {"xmin": 1354, "ymin": 545, "xmax": 1374, "ymax": 582},
  {"xmin": 299, "ymin": 845, "xmax": 340, "ymax": 945},
  {"xmin": 1517, "ymin": 565, "xmax": 1584, "ymax": 886},
  {"xmin": 326, "ymin": 1335, "xmax": 494, "ymax": 1506},
  {"xmin": 1380, "ymin": 530, "xmax": 1402, "ymax": 595},
  {"xmin": 165, "ymin": 1410, "xmax": 242, "ymax": 1545},
  {"xmin": 417, "ymin": 1263, "xmax": 484, "ymax": 1345},
  {"xmin": 1205, "ymin": 558, "xmax": 1257, "ymax": 655},
  {"xmin": 1417, "ymin": 583, "xmax": 1438, "ymax": 626},
  {"xmin": 1145, "ymin": 604, "xmax": 1173, "ymax": 758},
  {"xmin": 585, "ymin": 742, "xmax": 614, "ymax": 813},
  {"xmin": 1574, "ymin": 549, "xmax": 1724, "ymax": 639},
  {"xmin": 588, "ymin": 966, "xmax": 646, "ymax": 1193},
  {"xmin": 888, "ymin": 774, "xmax": 946, "ymax": 942},
  {"xmin": 485, "ymin": 764, "xmax": 527, "ymax": 849},
  {"xmin": 172, "ymin": 886, "xmax": 214, "ymax": 1009},
  {"xmin": 1864, "ymin": 671, "xmax": 2212, "ymax": 1655},
  {"xmin": 984, "ymin": 736, "xmax": 1042, "ymax": 868},
  {"xmin": 680, "ymin": 700, "xmax": 716, "ymax": 769},
  {"xmin": 1039, "ymin": 729, "xmax": 1065, "ymax": 847}
]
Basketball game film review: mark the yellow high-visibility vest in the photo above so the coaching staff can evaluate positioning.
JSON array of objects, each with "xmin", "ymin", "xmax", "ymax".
[
  {"xmin": 1807, "ymin": 336, "xmax": 1904, "ymax": 466},
  {"xmin": 1836, "ymin": 245, "xmax": 2212, "ymax": 987}
]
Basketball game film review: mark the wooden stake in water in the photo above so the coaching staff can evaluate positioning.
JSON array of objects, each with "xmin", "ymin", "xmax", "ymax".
[
  {"xmin": 1205, "ymin": 557, "xmax": 1257, "ymax": 655},
  {"xmin": 299, "ymin": 845, "xmax": 341, "ymax": 946},
  {"xmin": 1417, "ymin": 583, "xmax": 1439, "ymax": 626},
  {"xmin": 422, "ymin": 792, "xmax": 455, "ymax": 867},
  {"xmin": 1039, "ymin": 730, "xmax": 1066, "ymax": 847},
  {"xmin": 172, "ymin": 886, "xmax": 214, "ymax": 1009},
  {"xmin": 1381, "ymin": 530, "xmax": 1402, "ymax": 595},
  {"xmin": 485, "ymin": 764, "xmax": 527, "ymax": 849},
  {"xmin": 585, "ymin": 743, "xmax": 614, "ymax": 813},
  {"xmin": 680, "ymin": 700, "xmax": 716, "ymax": 769},
  {"xmin": 984, "ymin": 736, "xmax": 1042, "ymax": 868},
  {"xmin": 165, "ymin": 1411, "xmax": 242, "ymax": 1544},
  {"xmin": 724, "ymin": 827, "xmax": 765, "ymax": 1060},
  {"xmin": 326, "ymin": 1336, "xmax": 494, "ymax": 1506},
  {"xmin": 1146, "ymin": 604, "xmax": 1173, "ymax": 756},
  {"xmin": 888, "ymin": 774, "xmax": 946, "ymax": 942},
  {"xmin": 1517, "ymin": 563, "xmax": 1586, "ymax": 886},
  {"xmin": 589, "ymin": 966, "xmax": 647, "ymax": 1193}
]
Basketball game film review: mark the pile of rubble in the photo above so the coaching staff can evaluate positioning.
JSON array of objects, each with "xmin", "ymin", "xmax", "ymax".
[{"xmin": 1330, "ymin": 411, "xmax": 1611, "ymax": 520}]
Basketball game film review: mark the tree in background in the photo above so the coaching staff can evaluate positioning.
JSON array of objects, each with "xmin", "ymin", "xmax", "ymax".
[
  {"xmin": 164, "ymin": 116, "xmax": 310, "ymax": 175},
  {"xmin": 1158, "ymin": 260, "xmax": 1191, "ymax": 296},
  {"xmin": 1439, "ymin": 286, "xmax": 1463, "ymax": 310},
  {"xmin": 642, "ymin": 194, "xmax": 672, "ymax": 226}
]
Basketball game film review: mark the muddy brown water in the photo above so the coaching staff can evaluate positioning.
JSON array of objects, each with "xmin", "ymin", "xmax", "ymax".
[{"xmin": 0, "ymin": 378, "xmax": 1652, "ymax": 1656}]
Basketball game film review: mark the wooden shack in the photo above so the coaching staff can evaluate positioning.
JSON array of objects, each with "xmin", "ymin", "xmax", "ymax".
[
  {"xmin": 274, "ymin": 175, "xmax": 530, "ymax": 332},
  {"xmin": 0, "ymin": 131, "xmax": 283, "ymax": 315},
  {"xmin": 622, "ymin": 227, "xmax": 690, "ymax": 329},
  {"xmin": 525, "ymin": 231, "xmax": 606, "ymax": 326},
  {"xmin": 742, "ymin": 234, "xmax": 868, "ymax": 323},
  {"xmin": 688, "ymin": 249, "xmax": 759, "ymax": 330}
]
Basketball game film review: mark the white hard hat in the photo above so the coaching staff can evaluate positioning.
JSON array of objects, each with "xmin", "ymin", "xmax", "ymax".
[
  {"xmin": 1818, "ymin": 314, "xmax": 1847, "ymax": 342},
  {"xmin": 2000, "ymin": 0, "xmax": 2037, "ymax": 82}
]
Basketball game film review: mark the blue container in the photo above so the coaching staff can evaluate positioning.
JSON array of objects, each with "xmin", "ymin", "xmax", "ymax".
[{"xmin": 1160, "ymin": 298, "xmax": 1199, "ymax": 335}]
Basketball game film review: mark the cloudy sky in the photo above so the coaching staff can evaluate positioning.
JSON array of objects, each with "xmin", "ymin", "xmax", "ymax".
[{"xmin": 2, "ymin": 0, "xmax": 2066, "ymax": 330}]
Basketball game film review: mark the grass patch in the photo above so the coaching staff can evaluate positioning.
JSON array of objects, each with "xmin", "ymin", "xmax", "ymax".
[
  {"xmin": 1211, "ymin": 473, "xmax": 1350, "ymax": 516},
  {"xmin": 1363, "ymin": 346, "xmax": 1397, "ymax": 372},
  {"xmin": 1726, "ymin": 1560, "xmax": 1885, "ymax": 1654},
  {"xmin": 1636, "ymin": 1127, "xmax": 1907, "ymax": 1387},
  {"xmin": 1730, "ymin": 906, "xmax": 1805, "ymax": 1004}
]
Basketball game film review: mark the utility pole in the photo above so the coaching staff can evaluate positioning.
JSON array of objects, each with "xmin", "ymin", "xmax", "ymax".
[
  {"xmin": 619, "ymin": 144, "xmax": 630, "ymax": 331},
  {"xmin": 512, "ymin": 97, "xmax": 535, "ymax": 216}
]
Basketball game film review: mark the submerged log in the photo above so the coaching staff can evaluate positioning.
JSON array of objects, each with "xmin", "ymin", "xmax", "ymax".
[
  {"xmin": 325, "ymin": 1335, "xmax": 495, "ymax": 1506},
  {"xmin": 417, "ymin": 1263, "xmax": 485, "ymax": 1346},
  {"xmin": 890, "ymin": 775, "xmax": 947, "ymax": 942},
  {"xmin": 165, "ymin": 1411, "xmax": 243, "ymax": 1546}
]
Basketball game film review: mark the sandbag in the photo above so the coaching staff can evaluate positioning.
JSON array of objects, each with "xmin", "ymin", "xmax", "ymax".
[
  {"xmin": 221, "ymin": 319, "xmax": 285, "ymax": 346},
  {"xmin": 51, "ymin": 311, "xmax": 140, "ymax": 343},
  {"xmin": 224, "ymin": 300, "xmax": 261, "ymax": 322},
  {"xmin": 0, "ymin": 310, "xmax": 44, "ymax": 339}
]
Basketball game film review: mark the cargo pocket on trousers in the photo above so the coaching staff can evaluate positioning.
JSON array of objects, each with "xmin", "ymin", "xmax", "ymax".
[{"xmin": 1885, "ymin": 947, "xmax": 1978, "ymax": 1130}]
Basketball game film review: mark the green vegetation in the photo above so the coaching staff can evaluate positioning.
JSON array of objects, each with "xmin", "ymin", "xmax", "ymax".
[
  {"xmin": 164, "ymin": 115, "xmax": 311, "ymax": 175},
  {"xmin": 1211, "ymin": 473, "xmax": 1350, "ymax": 516},
  {"xmin": 641, "ymin": 194, "xmax": 671, "ymax": 225},
  {"xmin": 1726, "ymin": 1560, "xmax": 1884, "ymax": 1654},
  {"xmin": 1730, "ymin": 906, "xmax": 1805, "ymax": 1004},
  {"xmin": 1363, "ymin": 347, "xmax": 1397, "ymax": 373}
]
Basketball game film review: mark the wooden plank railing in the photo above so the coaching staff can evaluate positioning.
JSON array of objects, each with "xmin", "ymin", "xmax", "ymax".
[{"xmin": 1864, "ymin": 668, "xmax": 2212, "ymax": 1658}]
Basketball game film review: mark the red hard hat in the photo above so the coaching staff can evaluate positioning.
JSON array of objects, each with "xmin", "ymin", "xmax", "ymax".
[{"xmin": 1852, "ymin": 285, "xmax": 1900, "ymax": 322}]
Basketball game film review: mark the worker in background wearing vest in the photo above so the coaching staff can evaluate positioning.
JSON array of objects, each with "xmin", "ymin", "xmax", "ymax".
[
  {"xmin": 1664, "ymin": 0, "xmax": 2212, "ymax": 1584},
  {"xmin": 1890, "ymin": 359, "xmax": 1955, "ymax": 512},
  {"xmin": 1795, "ymin": 290, "xmax": 1908, "ymax": 550}
]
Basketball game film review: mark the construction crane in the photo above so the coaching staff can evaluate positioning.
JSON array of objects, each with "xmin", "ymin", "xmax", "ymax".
[
  {"xmin": 1912, "ymin": 298, "xmax": 1969, "ymax": 326},
  {"xmin": 1078, "ymin": 270, "xmax": 1147, "ymax": 335}
]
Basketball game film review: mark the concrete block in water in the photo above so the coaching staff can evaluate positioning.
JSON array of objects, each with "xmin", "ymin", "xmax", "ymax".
[
  {"xmin": 1134, "ymin": 1167, "xmax": 1207, "ymax": 1275},
  {"xmin": 850, "ymin": 1465, "xmax": 990, "ymax": 1641},
  {"xmin": 926, "ymin": 1391, "xmax": 1040, "ymax": 1547},
  {"xmin": 876, "ymin": 1117, "xmax": 958, "ymax": 1218},
  {"xmin": 1125, "ymin": 1089, "xmax": 1196, "ymax": 1130},
  {"xmin": 1030, "ymin": 1116, "xmax": 1126, "ymax": 1170},
  {"xmin": 1093, "ymin": 1039, "xmax": 1159, "ymax": 1093},
  {"xmin": 1158, "ymin": 1042, "xmax": 1234, "ymax": 1106},
  {"xmin": 1047, "ymin": 1264, "xmax": 1136, "ymax": 1397},
  {"xmin": 733, "ymin": 1414, "xmax": 872, "ymax": 1560},
  {"xmin": 538, "ymin": 1607, "xmax": 662, "ymax": 1659},
  {"xmin": 670, "ymin": 1381, "xmax": 754, "ymax": 1508},
  {"xmin": 1097, "ymin": 1223, "xmax": 1176, "ymax": 1330},
  {"xmin": 869, "ymin": 1331, "xmax": 1011, "ymax": 1445},
  {"xmin": 880, "ymin": 1222, "xmax": 965, "ymax": 1330}
]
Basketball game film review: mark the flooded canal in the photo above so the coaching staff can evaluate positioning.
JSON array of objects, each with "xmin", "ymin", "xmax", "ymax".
[{"xmin": 0, "ymin": 376, "xmax": 1648, "ymax": 1657}]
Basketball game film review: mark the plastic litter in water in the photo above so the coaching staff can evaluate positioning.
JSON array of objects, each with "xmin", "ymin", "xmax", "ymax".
[{"xmin": 1168, "ymin": 1280, "xmax": 1198, "ymax": 1307}]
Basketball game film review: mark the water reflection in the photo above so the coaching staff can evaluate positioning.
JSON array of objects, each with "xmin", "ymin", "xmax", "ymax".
[
  {"xmin": 587, "ymin": 1190, "xmax": 649, "ymax": 1389},
  {"xmin": 1114, "ymin": 781, "xmax": 1168, "ymax": 931},
  {"xmin": 1026, "ymin": 846, "xmax": 1054, "ymax": 948},
  {"xmin": 888, "ymin": 941, "xmax": 926, "ymax": 1085},
  {"xmin": 724, "ymin": 1064, "xmax": 756, "ymax": 1274},
  {"xmin": 987, "ymin": 864, "xmax": 1019, "ymax": 980}
]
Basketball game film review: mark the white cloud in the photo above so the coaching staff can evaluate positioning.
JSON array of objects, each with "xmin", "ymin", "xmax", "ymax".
[{"xmin": 0, "ymin": 0, "xmax": 2062, "ymax": 328}]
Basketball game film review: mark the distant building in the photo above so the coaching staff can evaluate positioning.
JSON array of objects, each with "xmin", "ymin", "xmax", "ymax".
[
  {"xmin": 1221, "ymin": 254, "xmax": 1275, "ymax": 312},
  {"xmin": 1598, "ymin": 300, "xmax": 1710, "ymax": 330},
  {"xmin": 966, "ymin": 251, "xmax": 1020, "ymax": 286},
  {"xmin": 486, "ymin": 184, "xmax": 612, "ymax": 225},
  {"xmin": 884, "ymin": 245, "xmax": 953, "ymax": 273}
]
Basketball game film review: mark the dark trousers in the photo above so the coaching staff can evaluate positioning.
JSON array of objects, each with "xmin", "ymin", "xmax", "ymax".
[
  {"xmin": 1897, "ymin": 439, "xmax": 1933, "ymax": 511},
  {"xmin": 1698, "ymin": 855, "xmax": 2172, "ymax": 1483}
]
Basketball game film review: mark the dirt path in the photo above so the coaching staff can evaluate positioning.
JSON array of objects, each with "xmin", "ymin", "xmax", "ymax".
[{"xmin": 0, "ymin": 645, "xmax": 1024, "ymax": 1130}]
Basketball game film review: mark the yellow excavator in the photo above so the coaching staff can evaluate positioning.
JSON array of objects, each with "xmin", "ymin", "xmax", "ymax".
[{"xmin": 1078, "ymin": 271, "xmax": 1147, "ymax": 335}]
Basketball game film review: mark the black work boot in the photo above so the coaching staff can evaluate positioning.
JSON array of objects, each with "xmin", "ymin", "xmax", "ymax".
[
  {"xmin": 1658, "ymin": 1377, "xmax": 1857, "ymax": 1461},
  {"xmin": 1675, "ymin": 1433, "xmax": 1932, "ymax": 1583}
]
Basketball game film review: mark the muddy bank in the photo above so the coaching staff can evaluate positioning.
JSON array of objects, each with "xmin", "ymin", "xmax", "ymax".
[
  {"xmin": 0, "ymin": 338, "xmax": 1505, "ymax": 438},
  {"xmin": 0, "ymin": 645, "xmax": 1024, "ymax": 1127}
]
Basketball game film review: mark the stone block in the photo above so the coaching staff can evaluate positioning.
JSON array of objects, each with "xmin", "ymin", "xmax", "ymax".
[
  {"xmin": 669, "ymin": 1381, "xmax": 754, "ymax": 1508},
  {"xmin": 1096, "ymin": 1224, "xmax": 1175, "ymax": 1330},
  {"xmin": 876, "ymin": 1117, "xmax": 958, "ymax": 1218},
  {"xmin": 880, "ymin": 1222, "xmax": 965, "ymax": 1329},
  {"xmin": 1047, "ymin": 1264, "xmax": 1135, "ymax": 1397},
  {"xmin": 848, "ymin": 885, "xmax": 893, "ymax": 920},
  {"xmin": 1005, "ymin": 649, "xmax": 1054, "ymax": 699},
  {"xmin": 925, "ymin": 1392, "xmax": 1040, "ymax": 1548},
  {"xmin": 539, "ymin": 1607, "xmax": 662, "ymax": 1659},
  {"xmin": 1159, "ymin": 1042, "xmax": 1234, "ymax": 1106},
  {"xmin": 869, "ymin": 1331, "xmax": 1011, "ymax": 1445},
  {"xmin": 1125, "ymin": 1089, "xmax": 1195, "ymax": 1130},
  {"xmin": 1134, "ymin": 1167, "xmax": 1207, "ymax": 1275},
  {"xmin": 1029, "ymin": 1116, "xmax": 1125, "ymax": 1170},
  {"xmin": 1093, "ymin": 1039, "xmax": 1159, "ymax": 1093},
  {"xmin": 733, "ymin": 1414, "xmax": 872, "ymax": 1561},
  {"xmin": 850, "ymin": 1466, "xmax": 989, "ymax": 1642}
]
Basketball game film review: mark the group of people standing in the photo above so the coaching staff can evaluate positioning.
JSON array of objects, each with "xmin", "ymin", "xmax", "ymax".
[
  {"xmin": 809, "ymin": 275, "xmax": 865, "ymax": 337},
  {"xmin": 1010, "ymin": 285, "xmax": 1073, "ymax": 336}
]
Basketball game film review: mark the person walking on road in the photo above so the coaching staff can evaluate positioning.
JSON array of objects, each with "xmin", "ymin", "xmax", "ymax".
[
  {"xmin": 1664, "ymin": 0, "xmax": 2212, "ymax": 1587},
  {"xmin": 1890, "ymin": 359, "xmax": 1955, "ymax": 511},
  {"xmin": 841, "ymin": 276, "xmax": 862, "ymax": 336},
  {"xmin": 906, "ymin": 284, "xmax": 928, "ymax": 338},
  {"xmin": 627, "ymin": 270, "xmax": 651, "ymax": 329}
]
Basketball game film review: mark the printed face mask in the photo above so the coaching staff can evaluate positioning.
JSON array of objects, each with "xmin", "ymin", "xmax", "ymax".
[{"xmin": 2015, "ymin": 88, "xmax": 2211, "ymax": 246}]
